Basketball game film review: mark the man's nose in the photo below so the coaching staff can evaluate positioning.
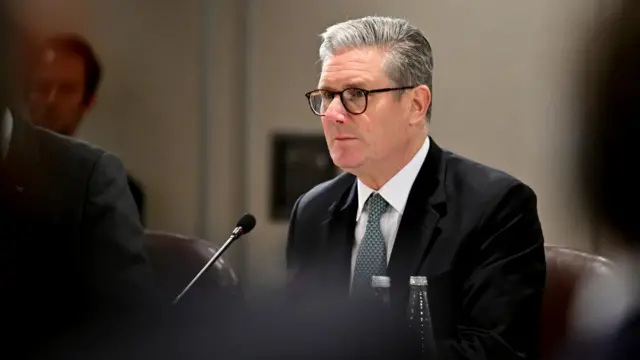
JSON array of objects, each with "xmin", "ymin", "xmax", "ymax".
[{"xmin": 323, "ymin": 96, "xmax": 348, "ymax": 124}]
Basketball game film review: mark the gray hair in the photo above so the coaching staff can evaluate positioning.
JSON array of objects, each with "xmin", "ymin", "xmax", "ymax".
[{"xmin": 319, "ymin": 16, "xmax": 434, "ymax": 121}]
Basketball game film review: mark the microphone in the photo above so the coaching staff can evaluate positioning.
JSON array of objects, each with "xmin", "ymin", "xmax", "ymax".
[{"xmin": 172, "ymin": 213, "xmax": 256, "ymax": 305}]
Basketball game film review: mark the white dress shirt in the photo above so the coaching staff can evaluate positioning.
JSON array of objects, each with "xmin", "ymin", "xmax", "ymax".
[{"xmin": 350, "ymin": 136, "xmax": 430, "ymax": 279}]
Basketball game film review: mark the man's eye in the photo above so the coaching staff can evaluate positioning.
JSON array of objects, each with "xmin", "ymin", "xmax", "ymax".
[
  {"xmin": 321, "ymin": 91, "xmax": 335, "ymax": 100},
  {"xmin": 346, "ymin": 89, "xmax": 365, "ymax": 98}
]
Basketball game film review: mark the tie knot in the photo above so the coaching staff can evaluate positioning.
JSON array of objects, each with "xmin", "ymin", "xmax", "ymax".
[{"xmin": 367, "ymin": 193, "xmax": 388, "ymax": 220}]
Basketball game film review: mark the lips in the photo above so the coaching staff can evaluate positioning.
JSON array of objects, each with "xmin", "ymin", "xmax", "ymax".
[{"xmin": 335, "ymin": 136, "xmax": 356, "ymax": 141}]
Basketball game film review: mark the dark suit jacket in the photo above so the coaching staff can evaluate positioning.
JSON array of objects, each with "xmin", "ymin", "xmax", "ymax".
[
  {"xmin": 127, "ymin": 174, "xmax": 145, "ymax": 225},
  {"xmin": 0, "ymin": 117, "xmax": 156, "ymax": 357},
  {"xmin": 286, "ymin": 138, "xmax": 546, "ymax": 359}
]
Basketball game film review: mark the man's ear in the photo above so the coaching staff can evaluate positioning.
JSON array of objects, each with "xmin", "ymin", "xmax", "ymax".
[{"xmin": 409, "ymin": 85, "xmax": 431, "ymax": 125}]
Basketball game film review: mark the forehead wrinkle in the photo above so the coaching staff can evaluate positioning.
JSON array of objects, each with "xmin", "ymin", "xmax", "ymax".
[
  {"xmin": 319, "ymin": 68, "xmax": 375, "ymax": 90},
  {"xmin": 319, "ymin": 49, "xmax": 386, "ymax": 90}
]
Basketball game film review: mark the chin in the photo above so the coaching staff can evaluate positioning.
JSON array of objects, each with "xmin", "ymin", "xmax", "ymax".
[
  {"xmin": 329, "ymin": 143, "xmax": 367, "ymax": 170},
  {"xmin": 330, "ymin": 156, "xmax": 364, "ymax": 174}
]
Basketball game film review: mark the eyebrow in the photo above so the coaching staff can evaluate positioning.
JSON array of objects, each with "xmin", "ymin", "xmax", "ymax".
[{"xmin": 318, "ymin": 82, "xmax": 368, "ymax": 92}]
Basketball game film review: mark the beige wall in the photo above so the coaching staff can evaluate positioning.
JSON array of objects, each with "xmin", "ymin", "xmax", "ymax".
[
  {"xmin": 205, "ymin": 0, "xmax": 249, "ymax": 277},
  {"xmin": 19, "ymin": 0, "xmax": 607, "ymax": 293},
  {"xmin": 244, "ymin": 0, "xmax": 601, "ymax": 292},
  {"xmin": 84, "ymin": 1, "xmax": 204, "ymax": 237}
]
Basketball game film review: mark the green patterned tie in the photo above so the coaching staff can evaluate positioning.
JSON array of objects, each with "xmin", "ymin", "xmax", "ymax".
[{"xmin": 352, "ymin": 193, "xmax": 389, "ymax": 297}]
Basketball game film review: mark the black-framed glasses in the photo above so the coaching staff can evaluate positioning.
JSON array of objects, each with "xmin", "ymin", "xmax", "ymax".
[{"xmin": 304, "ymin": 86, "xmax": 417, "ymax": 116}]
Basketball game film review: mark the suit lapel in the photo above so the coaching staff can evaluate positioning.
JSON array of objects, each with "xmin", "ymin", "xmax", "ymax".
[
  {"xmin": 2, "ymin": 116, "xmax": 42, "ymax": 210},
  {"xmin": 387, "ymin": 138, "xmax": 447, "ymax": 302},
  {"xmin": 0, "ymin": 116, "xmax": 42, "ymax": 262},
  {"xmin": 320, "ymin": 177, "xmax": 358, "ymax": 296}
]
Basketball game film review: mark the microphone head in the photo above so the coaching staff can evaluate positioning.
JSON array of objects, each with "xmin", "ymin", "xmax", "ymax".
[{"xmin": 237, "ymin": 213, "xmax": 256, "ymax": 234}]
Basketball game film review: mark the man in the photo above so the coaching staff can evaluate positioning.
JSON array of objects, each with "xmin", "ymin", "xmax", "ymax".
[
  {"xmin": 25, "ymin": 33, "xmax": 146, "ymax": 224},
  {"xmin": 0, "ymin": 21, "xmax": 156, "ymax": 358},
  {"xmin": 286, "ymin": 16, "xmax": 546, "ymax": 359}
]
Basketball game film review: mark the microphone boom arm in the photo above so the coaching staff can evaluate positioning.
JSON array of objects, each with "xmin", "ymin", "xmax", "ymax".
[{"xmin": 172, "ymin": 227, "xmax": 243, "ymax": 305}]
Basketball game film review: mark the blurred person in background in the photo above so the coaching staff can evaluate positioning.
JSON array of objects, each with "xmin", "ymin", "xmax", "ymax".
[
  {"xmin": 554, "ymin": 1, "xmax": 640, "ymax": 359},
  {"xmin": 24, "ymin": 33, "xmax": 146, "ymax": 224},
  {"xmin": 0, "ymin": 7, "xmax": 157, "ymax": 359}
]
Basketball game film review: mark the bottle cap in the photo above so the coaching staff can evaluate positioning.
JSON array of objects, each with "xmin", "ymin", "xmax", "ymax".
[
  {"xmin": 371, "ymin": 275, "xmax": 391, "ymax": 288},
  {"xmin": 409, "ymin": 276, "xmax": 428, "ymax": 286}
]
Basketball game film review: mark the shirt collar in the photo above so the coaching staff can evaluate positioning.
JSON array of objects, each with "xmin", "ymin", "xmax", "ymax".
[
  {"xmin": 1, "ymin": 109, "xmax": 13, "ymax": 160},
  {"xmin": 356, "ymin": 136, "xmax": 430, "ymax": 220}
]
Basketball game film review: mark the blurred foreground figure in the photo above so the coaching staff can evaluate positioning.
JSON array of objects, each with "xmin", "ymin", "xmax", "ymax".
[
  {"xmin": 555, "ymin": 1, "xmax": 640, "ymax": 359},
  {"xmin": 0, "ymin": 8, "xmax": 156, "ymax": 359},
  {"xmin": 25, "ymin": 34, "xmax": 146, "ymax": 223}
]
